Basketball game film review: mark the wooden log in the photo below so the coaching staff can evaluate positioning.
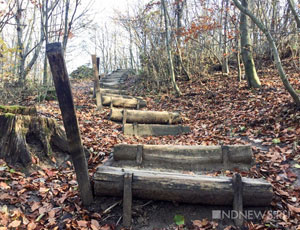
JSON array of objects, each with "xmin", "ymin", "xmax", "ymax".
[
  {"xmin": 102, "ymin": 95, "xmax": 146, "ymax": 108},
  {"xmin": 47, "ymin": 42, "xmax": 93, "ymax": 206},
  {"xmin": 0, "ymin": 105, "xmax": 37, "ymax": 115},
  {"xmin": 123, "ymin": 124, "xmax": 190, "ymax": 136},
  {"xmin": 92, "ymin": 55, "xmax": 102, "ymax": 110},
  {"xmin": 102, "ymin": 93, "xmax": 143, "ymax": 100},
  {"xmin": 99, "ymin": 88, "xmax": 128, "ymax": 95},
  {"xmin": 100, "ymin": 82, "xmax": 122, "ymax": 89},
  {"xmin": 109, "ymin": 108, "xmax": 182, "ymax": 124},
  {"xmin": 93, "ymin": 166, "xmax": 273, "ymax": 206},
  {"xmin": 112, "ymin": 144, "xmax": 253, "ymax": 171}
]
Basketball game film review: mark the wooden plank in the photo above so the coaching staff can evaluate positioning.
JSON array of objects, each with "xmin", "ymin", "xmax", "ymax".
[
  {"xmin": 112, "ymin": 144, "xmax": 253, "ymax": 171},
  {"xmin": 92, "ymin": 55, "xmax": 102, "ymax": 110},
  {"xmin": 123, "ymin": 124, "xmax": 190, "ymax": 136},
  {"xmin": 46, "ymin": 42, "xmax": 93, "ymax": 206},
  {"xmin": 94, "ymin": 166, "xmax": 273, "ymax": 206}
]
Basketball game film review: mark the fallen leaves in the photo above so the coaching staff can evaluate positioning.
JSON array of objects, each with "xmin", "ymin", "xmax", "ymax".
[{"xmin": 1, "ymin": 64, "xmax": 300, "ymax": 229}]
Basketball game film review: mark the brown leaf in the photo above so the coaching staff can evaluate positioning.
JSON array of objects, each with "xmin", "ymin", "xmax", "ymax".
[
  {"xmin": 100, "ymin": 225, "xmax": 111, "ymax": 230},
  {"xmin": 27, "ymin": 222, "xmax": 37, "ymax": 230},
  {"xmin": 31, "ymin": 202, "xmax": 40, "ymax": 212},
  {"xmin": 91, "ymin": 219, "xmax": 100, "ymax": 230},
  {"xmin": 287, "ymin": 204, "xmax": 300, "ymax": 213},
  {"xmin": 77, "ymin": 220, "xmax": 88, "ymax": 227},
  {"xmin": 0, "ymin": 182, "xmax": 10, "ymax": 189},
  {"xmin": 48, "ymin": 209, "xmax": 56, "ymax": 218},
  {"xmin": 8, "ymin": 220, "xmax": 21, "ymax": 228}
]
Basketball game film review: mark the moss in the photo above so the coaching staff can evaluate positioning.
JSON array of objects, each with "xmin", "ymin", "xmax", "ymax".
[
  {"xmin": 3, "ymin": 113, "xmax": 16, "ymax": 118},
  {"xmin": 0, "ymin": 105, "xmax": 36, "ymax": 115}
]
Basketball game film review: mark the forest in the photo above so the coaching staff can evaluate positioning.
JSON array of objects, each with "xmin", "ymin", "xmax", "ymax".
[{"xmin": 0, "ymin": 0, "xmax": 300, "ymax": 229}]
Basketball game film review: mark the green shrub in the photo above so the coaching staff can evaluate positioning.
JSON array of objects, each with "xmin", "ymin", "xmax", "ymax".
[{"xmin": 70, "ymin": 65, "xmax": 93, "ymax": 79}]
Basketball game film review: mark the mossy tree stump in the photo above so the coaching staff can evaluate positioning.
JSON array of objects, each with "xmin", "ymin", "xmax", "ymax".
[{"xmin": 0, "ymin": 106, "xmax": 71, "ymax": 167}]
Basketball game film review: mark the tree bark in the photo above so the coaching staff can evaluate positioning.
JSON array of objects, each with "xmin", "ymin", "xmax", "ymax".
[
  {"xmin": 0, "ymin": 112, "xmax": 70, "ymax": 167},
  {"xmin": 287, "ymin": 0, "xmax": 300, "ymax": 29},
  {"xmin": 239, "ymin": 0, "xmax": 261, "ymax": 88},
  {"xmin": 94, "ymin": 166, "xmax": 273, "ymax": 206}
]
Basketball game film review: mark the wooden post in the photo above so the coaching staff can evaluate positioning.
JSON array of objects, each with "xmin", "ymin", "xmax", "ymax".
[
  {"xmin": 123, "ymin": 173, "xmax": 133, "ymax": 227},
  {"xmin": 46, "ymin": 43, "xmax": 93, "ymax": 206},
  {"xmin": 232, "ymin": 173, "xmax": 244, "ymax": 228},
  {"xmin": 93, "ymin": 58, "xmax": 100, "ymax": 98},
  {"xmin": 92, "ymin": 55, "xmax": 102, "ymax": 110}
]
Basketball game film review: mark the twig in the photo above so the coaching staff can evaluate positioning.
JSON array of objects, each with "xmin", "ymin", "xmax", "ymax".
[{"xmin": 103, "ymin": 200, "xmax": 122, "ymax": 214}]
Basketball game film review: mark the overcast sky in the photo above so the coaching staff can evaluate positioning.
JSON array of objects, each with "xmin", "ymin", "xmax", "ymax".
[{"xmin": 67, "ymin": 0, "xmax": 145, "ymax": 71}]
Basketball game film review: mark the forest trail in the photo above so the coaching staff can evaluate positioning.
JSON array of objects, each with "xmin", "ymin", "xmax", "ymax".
[{"xmin": 0, "ymin": 65, "xmax": 299, "ymax": 230}]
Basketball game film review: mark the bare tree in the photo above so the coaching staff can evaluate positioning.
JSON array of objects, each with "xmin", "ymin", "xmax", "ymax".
[
  {"xmin": 239, "ymin": 0, "xmax": 261, "ymax": 88},
  {"xmin": 233, "ymin": 0, "xmax": 300, "ymax": 106},
  {"xmin": 162, "ymin": 0, "xmax": 182, "ymax": 96}
]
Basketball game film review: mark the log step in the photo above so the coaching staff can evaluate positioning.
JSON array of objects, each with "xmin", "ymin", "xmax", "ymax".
[
  {"xmin": 112, "ymin": 144, "xmax": 253, "ymax": 171},
  {"xmin": 100, "ymin": 88, "xmax": 128, "ymax": 95},
  {"xmin": 109, "ymin": 108, "xmax": 182, "ymax": 124},
  {"xmin": 93, "ymin": 166, "xmax": 273, "ymax": 206},
  {"xmin": 102, "ymin": 95, "xmax": 147, "ymax": 109},
  {"xmin": 123, "ymin": 124, "xmax": 190, "ymax": 136}
]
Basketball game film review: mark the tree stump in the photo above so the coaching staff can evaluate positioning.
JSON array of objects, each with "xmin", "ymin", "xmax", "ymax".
[{"xmin": 0, "ymin": 106, "xmax": 81, "ymax": 167}]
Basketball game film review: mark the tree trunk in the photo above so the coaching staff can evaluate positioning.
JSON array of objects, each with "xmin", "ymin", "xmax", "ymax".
[
  {"xmin": 222, "ymin": 0, "xmax": 230, "ymax": 74},
  {"xmin": 232, "ymin": 0, "xmax": 300, "ymax": 107},
  {"xmin": 239, "ymin": 0, "xmax": 261, "ymax": 88},
  {"xmin": 161, "ymin": 0, "xmax": 182, "ymax": 96},
  {"xmin": 0, "ymin": 110, "xmax": 74, "ymax": 167},
  {"xmin": 94, "ymin": 166, "xmax": 273, "ymax": 206},
  {"xmin": 287, "ymin": 0, "xmax": 300, "ymax": 29}
]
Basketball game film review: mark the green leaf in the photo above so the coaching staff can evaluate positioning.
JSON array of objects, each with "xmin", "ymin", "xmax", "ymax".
[
  {"xmin": 36, "ymin": 213, "xmax": 45, "ymax": 222},
  {"xmin": 272, "ymin": 138, "xmax": 281, "ymax": 144},
  {"xmin": 240, "ymin": 126, "xmax": 246, "ymax": 131},
  {"xmin": 293, "ymin": 164, "xmax": 300, "ymax": 169},
  {"xmin": 174, "ymin": 214, "xmax": 184, "ymax": 226},
  {"xmin": 9, "ymin": 168, "xmax": 16, "ymax": 173}
]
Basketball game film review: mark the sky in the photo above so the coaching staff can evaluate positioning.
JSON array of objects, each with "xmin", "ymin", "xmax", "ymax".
[{"xmin": 67, "ymin": 0, "xmax": 144, "ymax": 71}]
